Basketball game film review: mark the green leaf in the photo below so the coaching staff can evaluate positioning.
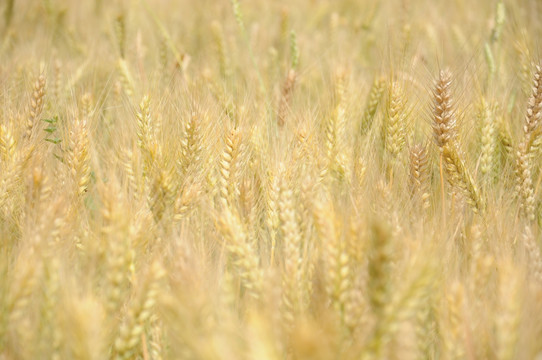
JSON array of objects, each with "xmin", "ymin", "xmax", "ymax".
[
  {"xmin": 42, "ymin": 116, "xmax": 59, "ymax": 124},
  {"xmin": 53, "ymin": 153, "xmax": 64, "ymax": 162}
]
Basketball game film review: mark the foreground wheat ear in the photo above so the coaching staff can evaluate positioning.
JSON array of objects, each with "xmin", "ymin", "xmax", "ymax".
[
  {"xmin": 431, "ymin": 68, "xmax": 484, "ymax": 213},
  {"xmin": 433, "ymin": 69, "xmax": 457, "ymax": 150},
  {"xmin": 516, "ymin": 63, "xmax": 542, "ymax": 221},
  {"xmin": 2, "ymin": 0, "xmax": 542, "ymax": 359}
]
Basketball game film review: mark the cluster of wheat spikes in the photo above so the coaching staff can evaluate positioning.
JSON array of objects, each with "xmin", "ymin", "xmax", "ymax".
[{"xmin": 1, "ymin": 0, "xmax": 542, "ymax": 359}]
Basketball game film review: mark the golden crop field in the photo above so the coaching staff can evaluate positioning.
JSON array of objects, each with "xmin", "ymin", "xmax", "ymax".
[{"xmin": 1, "ymin": 0, "xmax": 541, "ymax": 358}]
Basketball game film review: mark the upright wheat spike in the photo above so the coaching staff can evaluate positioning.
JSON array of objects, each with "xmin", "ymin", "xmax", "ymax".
[
  {"xmin": 433, "ymin": 69, "xmax": 457, "ymax": 149},
  {"xmin": 290, "ymin": 30, "xmax": 300, "ymax": 70},
  {"xmin": 218, "ymin": 127, "xmax": 241, "ymax": 208},
  {"xmin": 324, "ymin": 105, "xmax": 337, "ymax": 169},
  {"xmin": 115, "ymin": 14, "xmax": 126, "ymax": 58},
  {"xmin": 479, "ymin": 98, "xmax": 497, "ymax": 180},
  {"xmin": 515, "ymin": 64, "xmax": 542, "ymax": 221},
  {"xmin": 66, "ymin": 117, "xmax": 91, "ymax": 196},
  {"xmin": 136, "ymin": 95, "xmax": 156, "ymax": 173},
  {"xmin": 361, "ymin": 76, "xmax": 386, "ymax": 135},
  {"xmin": 484, "ymin": 43, "xmax": 496, "ymax": 80},
  {"xmin": 323, "ymin": 68, "xmax": 349, "ymax": 179},
  {"xmin": 384, "ymin": 81, "xmax": 408, "ymax": 158},
  {"xmin": 178, "ymin": 111, "xmax": 203, "ymax": 179},
  {"xmin": 121, "ymin": 146, "xmax": 142, "ymax": 201},
  {"xmin": 265, "ymin": 169, "xmax": 280, "ymax": 264},
  {"xmin": 409, "ymin": 143, "xmax": 430, "ymax": 210},
  {"xmin": 117, "ymin": 58, "xmax": 135, "ymax": 97},
  {"xmin": 490, "ymin": 0, "xmax": 505, "ymax": 44},
  {"xmin": 26, "ymin": 73, "xmax": 46, "ymax": 140},
  {"xmin": 515, "ymin": 142, "xmax": 535, "ymax": 221},
  {"xmin": 0, "ymin": 121, "xmax": 16, "ymax": 163},
  {"xmin": 521, "ymin": 64, "xmax": 542, "ymax": 154},
  {"xmin": 433, "ymin": 69, "xmax": 458, "ymax": 220},
  {"xmin": 279, "ymin": 174, "xmax": 304, "ymax": 326},
  {"xmin": 147, "ymin": 156, "xmax": 176, "ymax": 222}
]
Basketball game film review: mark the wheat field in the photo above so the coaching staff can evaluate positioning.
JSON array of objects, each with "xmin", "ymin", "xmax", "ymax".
[{"xmin": 1, "ymin": 0, "xmax": 541, "ymax": 359}]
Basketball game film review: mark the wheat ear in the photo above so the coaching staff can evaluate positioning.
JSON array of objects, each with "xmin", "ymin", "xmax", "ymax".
[
  {"xmin": 26, "ymin": 73, "xmax": 46, "ymax": 140},
  {"xmin": 409, "ymin": 143, "xmax": 431, "ymax": 210}
]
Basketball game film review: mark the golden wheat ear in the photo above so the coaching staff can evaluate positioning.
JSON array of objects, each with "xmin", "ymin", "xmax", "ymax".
[
  {"xmin": 478, "ymin": 98, "xmax": 498, "ymax": 182},
  {"xmin": 522, "ymin": 64, "xmax": 542, "ymax": 154},
  {"xmin": 360, "ymin": 76, "xmax": 385, "ymax": 136},
  {"xmin": 384, "ymin": 81, "xmax": 408, "ymax": 159},
  {"xmin": 66, "ymin": 117, "xmax": 91, "ymax": 197},
  {"xmin": 26, "ymin": 73, "xmax": 46, "ymax": 141},
  {"xmin": 515, "ymin": 64, "xmax": 542, "ymax": 221},
  {"xmin": 409, "ymin": 143, "xmax": 430, "ymax": 210},
  {"xmin": 432, "ymin": 69, "xmax": 457, "ymax": 150},
  {"xmin": 432, "ymin": 69, "xmax": 457, "ymax": 220},
  {"xmin": 442, "ymin": 144, "xmax": 485, "ymax": 213}
]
